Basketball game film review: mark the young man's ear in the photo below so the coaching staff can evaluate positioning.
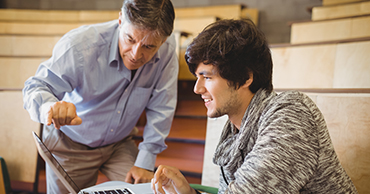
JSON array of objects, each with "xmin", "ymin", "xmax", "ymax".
[{"xmin": 241, "ymin": 73, "xmax": 253, "ymax": 89}]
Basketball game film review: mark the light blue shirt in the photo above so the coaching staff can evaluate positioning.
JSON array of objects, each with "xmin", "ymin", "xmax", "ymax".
[{"xmin": 23, "ymin": 20, "xmax": 178, "ymax": 170}]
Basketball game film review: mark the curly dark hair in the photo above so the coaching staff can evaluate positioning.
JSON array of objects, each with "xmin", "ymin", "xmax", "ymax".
[{"xmin": 185, "ymin": 19, "xmax": 273, "ymax": 93}]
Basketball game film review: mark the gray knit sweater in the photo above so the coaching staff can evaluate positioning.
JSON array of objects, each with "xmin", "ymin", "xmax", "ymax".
[{"xmin": 213, "ymin": 89, "xmax": 357, "ymax": 193}]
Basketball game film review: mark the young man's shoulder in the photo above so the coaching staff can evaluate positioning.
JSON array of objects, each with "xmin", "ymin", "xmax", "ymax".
[
  {"xmin": 271, "ymin": 90, "xmax": 315, "ymax": 108},
  {"xmin": 263, "ymin": 90, "xmax": 319, "ymax": 120}
]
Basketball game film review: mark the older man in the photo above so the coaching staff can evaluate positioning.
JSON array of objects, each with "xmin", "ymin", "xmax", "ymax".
[{"xmin": 23, "ymin": 0, "xmax": 178, "ymax": 193}]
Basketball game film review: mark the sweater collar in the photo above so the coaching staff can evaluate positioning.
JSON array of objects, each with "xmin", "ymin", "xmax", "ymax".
[{"xmin": 213, "ymin": 89, "xmax": 276, "ymax": 169}]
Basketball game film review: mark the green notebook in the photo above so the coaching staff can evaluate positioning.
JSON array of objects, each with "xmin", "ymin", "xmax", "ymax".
[{"xmin": 190, "ymin": 183, "xmax": 218, "ymax": 194}]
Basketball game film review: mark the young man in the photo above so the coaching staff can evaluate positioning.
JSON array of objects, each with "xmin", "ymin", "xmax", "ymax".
[
  {"xmin": 152, "ymin": 19, "xmax": 358, "ymax": 194},
  {"xmin": 23, "ymin": 0, "xmax": 178, "ymax": 193}
]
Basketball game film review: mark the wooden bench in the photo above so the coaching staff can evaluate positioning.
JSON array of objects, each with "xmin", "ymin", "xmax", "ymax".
[
  {"xmin": 290, "ymin": 16, "xmax": 370, "ymax": 44},
  {"xmin": 0, "ymin": 57, "xmax": 44, "ymax": 89},
  {"xmin": 322, "ymin": 0, "xmax": 366, "ymax": 6},
  {"xmin": 0, "ymin": 21, "xmax": 93, "ymax": 35},
  {"xmin": 0, "ymin": 35, "xmax": 60, "ymax": 57},
  {"xmin": 270, "ymin": 40, "xmax": 370, "ymax": 89},
  {"xmin": 175, "ymin": 4, "xmax": 258, "ymax": 25},
  {"xmin": 0, "ymin": 9, "xmax": 118, "ymax": 23},
  {"xmin": 312, "ymin": 1, "xmax": 370, "ymax": 21},
  {"xmin": 289, "ymin": 0, "xmax": 370, "ymax": 45}
]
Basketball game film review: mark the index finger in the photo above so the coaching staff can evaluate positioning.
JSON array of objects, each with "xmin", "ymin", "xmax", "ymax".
[
  {"xmin": 47, "ymin": 107, "xmax": 53, "ymax": 126},
  {"xmin": 153, "ymin": 165, "xmax": 168, "ymax": 193},
  {"xmin": 153, "ymin": 165, "xmax": 166, "ymax": 183}
]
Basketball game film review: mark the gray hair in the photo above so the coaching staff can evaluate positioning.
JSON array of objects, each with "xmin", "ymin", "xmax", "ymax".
[{"xmin": 122, "ymin": 0, "xmax": 175, "ymax": 38}]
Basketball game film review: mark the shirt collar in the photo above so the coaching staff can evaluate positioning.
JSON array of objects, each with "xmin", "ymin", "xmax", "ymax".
[
  {"xmin": 151, "ymin": 48, "xmax": 160, "ymax": 64},
  {"xmin": 108, "ymin": 26, "xmax": 121, "ymax": 70}
]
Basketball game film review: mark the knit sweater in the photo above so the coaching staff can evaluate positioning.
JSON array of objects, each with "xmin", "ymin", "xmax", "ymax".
[{"xmin": 213, "ymin": 89, "xmax": 358, "ymax": 193}]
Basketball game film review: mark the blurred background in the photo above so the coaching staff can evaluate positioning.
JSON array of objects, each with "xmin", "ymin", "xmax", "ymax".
[{"xmin": 0, "ymin": 0, "xmax": 322, "ymax": 44}]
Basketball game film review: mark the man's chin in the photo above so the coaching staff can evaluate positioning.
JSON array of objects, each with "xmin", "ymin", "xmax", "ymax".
[{"xmin": 207, "ymin": 111, "xmax": 224, "ymax": 118}]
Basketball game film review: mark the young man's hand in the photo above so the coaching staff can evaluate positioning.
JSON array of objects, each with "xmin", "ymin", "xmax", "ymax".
[{"xmin": 151, "ymin": 165, "xmax": 197, "ymax": 194}]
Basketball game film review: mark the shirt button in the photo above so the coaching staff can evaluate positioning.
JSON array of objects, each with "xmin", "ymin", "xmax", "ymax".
[
  {"xmin": 125, "ymin": 89, "xmax": 128, "ymax": 92},
  {"xmin": 111, "ymin": 129, "xmax": 114, "ymax": 132},
  {"xmin": 117, "ymin": 111, "xmax": 121, "ymax": 114}
]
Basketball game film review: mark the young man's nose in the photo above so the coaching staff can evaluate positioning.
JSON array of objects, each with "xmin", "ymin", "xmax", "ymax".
[{"xmin": 193, "ymin": 79, "xmax": 205, "ymax": 94}]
